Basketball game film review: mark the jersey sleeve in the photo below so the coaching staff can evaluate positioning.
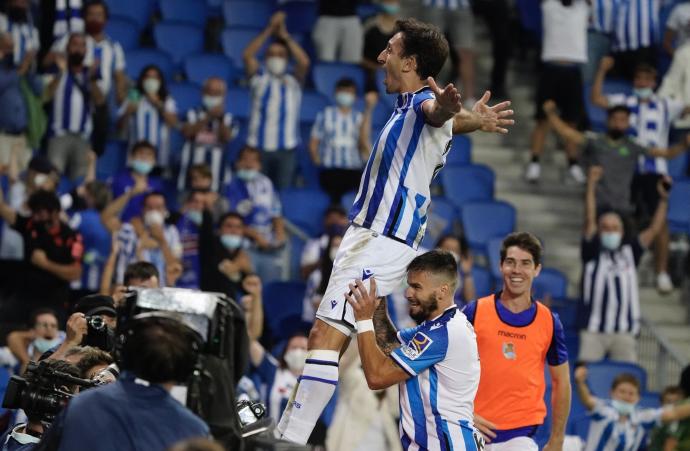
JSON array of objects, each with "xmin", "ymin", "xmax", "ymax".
[
  {"xmin": 547, "ymin": 312, "xmax": 569, "ymax": 366},
  {"xmin": 461, "ymin": 300, "xmax": 478, "ymax": 325},
  {"xmin": 390, "ymin": 327, "xmax": 448, "ymax": 376},
  {"xmin": 412, "ymin": 90, "xmax": 435, "ymax": 117}
]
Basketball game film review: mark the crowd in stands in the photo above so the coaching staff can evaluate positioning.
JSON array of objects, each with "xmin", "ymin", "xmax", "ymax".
[{"xmin": 0, "ymin": 0, "xmax": 687, "ymax": 449}]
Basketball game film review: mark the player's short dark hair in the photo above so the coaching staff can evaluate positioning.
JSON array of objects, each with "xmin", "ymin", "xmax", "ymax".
[
  {"xmin": 611, "ymin": 373, "xmax": 641, "ymax": 393},
  {"xmin": 130, "ymin": 140, "xmax": 156, "ymax": 156},
  {"xmin": 75, "ymin": 346, "xmax": 114, "ymax": 379},
  {"xmin": 335, "ymin": 78, "xmax": 357, "ymax": 92},
  {"xmin": 500, "ymin": 232, "xmax": 543, "ymax": 267},
  {"xmin": 28, "ymin": 190, "xmax": 61, "ymax": 214},
  {"xmin": 607, "ymin": 105, "xmax": 631, "ymax": 117},
  {"xmin": 395, "ymin": 18, "xmax": 449, "ymax": 80},
  {"xmin": 123, "ymin": 261, "xmax": 159, "ymax": 285},
  {"xmin": 407, "ymin": 250, "xmax": 458, "ymax": 288},
  {"xmin": 219, "ymin": 211, "xmax": 244, "ymax": 227},
  {"xmin": 84, "ymin": 0, "xmax": 109, "ymax": 18},
  {"xmin": 633, "ymin": 63, "xmax": 657, "ymax": 78},
  {"xmin": 29, "ymin": 307, "xmax": 58, "ymax": 328}
]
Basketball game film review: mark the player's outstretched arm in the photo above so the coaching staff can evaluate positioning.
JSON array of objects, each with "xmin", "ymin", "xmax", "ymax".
[
  {"xmin": 423, "ymin": 77, "xmax": 463, "ymax": 127},
  {"xmin": 452, "ymin": 90, "xmax": 515, "ymax": 135}
]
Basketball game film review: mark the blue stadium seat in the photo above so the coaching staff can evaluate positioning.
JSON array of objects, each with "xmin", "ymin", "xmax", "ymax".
[
  {"xmin": 603, "ymin": 78, "xmax": 633, "ymax": 95},
  {"xmin": 461, "ymin": 201, "xmax": 516, "ymax": 255},
  {"xmin": 168, "ymin": 82, "xmax": 201, "ymax": 117},
  {"xmin": 421, "ymin": 196, "xmax": 459, "ymax": 249},
  {"xmin": 280, "ymin": 1, "xmax": 318, "ymax": 35},
  {"xmin": 160, "ymin": 0, "xmax": 208, "ymax": 26},
  {"xmin": 356, "ymin": 3, "xmax": 379, "ymax": 21},
  {"xmin": 668, "ymin": 151, "xmax": 689, "ymax": 180},
  {"xmin": 584, "ymin": 85, "xmax": 606, "ymax": 132},
  {"xmin": 441, "ymin": 164, "xmax": 495, "ymax": 209},
  {"xmin": 487, "ymin": 236, "xmax": 503, "ymax": 281},
  {"xmin": 639, "ymin": 391, "xmax": 661, "ymax": 409},
  {"xmin": 105, "ymin": 0, "xmax": 154, "ymax": 30},
  {"xmin": 154, "ymin": 22, "xmax": 204, "ymax": 66},
  {"xmin": 184, "ymin": 53, "xmax": 240, "ymax": 87},
  {"xmin": 221, "ymin": 27, "xmax": 264, "ymax": 67},
  {"xmin": 341, "ymin": 191, "xmax": 357, "ymax": 211},
  {"xmin": 446, "ymin": 135, "xmax": 472, "ymax": 166},
  {"xmin": 296, "ymin": 124, "xmax": 320, "ymax": 189},
  {"xmin": 585, "ymin": 361, "xmax": 648, "ymax": 398},
  {"xmin": 125, "ymin": 49, "xmax": 174, "ymax": 81},
  {"xmin": 98, "ymin": 140, "xmax": 127, "ymax": 180},
  {"xmin": 0, "ymin": 366, "xmax": 10, "ymax": 416},
  {"xmin": 300, "ymin": 90, "xmax": 330, "ymax": 124},
  {"xmin": 280, "ymin": 188, "xmax": 331, "ymax": 237},
  {"xmin": 105, "ymin": 16, "xmax": 139, "ymax": 50},
  {"xmin": 472, "ymin": 266, "xmax": 493, "ymax": 298},
  {"xmin": 550, "ymin": 299, "xmax": 578, "ymax": 332},
  {"xmin": 371, "ymin": 100, "xmax": 393, "ymax": 128},
  {"xmin": 569, "ymin": 415, "xmax": 590, "ymax": 441},
  {"xmin": 225, "ymin": 87, "xmax": 251, "ymax": 120},
  {"xmin": 263, "ymin": 281, "xmax": 308, "ymax": 339},
  {"xmin": 312, "ymin": 63, "xmax": 366, "ymax": 100},
  {"xmin": 532, "ymin": 267, "xmax": 568, "ymax": 300},
  {"xmin": 668, "ymin": 180, "xmax": 690, "ymax": 233},
  {"xmin": 288, "ymin": 234, "xmax": 306, "ymax": 280},
  {"xmin": 223, "ymin": 0, "xmax": 275, "ymax": 28}
]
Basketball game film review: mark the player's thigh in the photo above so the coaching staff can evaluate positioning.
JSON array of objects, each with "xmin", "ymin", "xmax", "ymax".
[
  {"xmin": 608, "ymin": 333, "xmax": 637, "ymax": 363},
  {"xmin": 577, "ymin": 330, "xmax": 608, "ymax": 363}
]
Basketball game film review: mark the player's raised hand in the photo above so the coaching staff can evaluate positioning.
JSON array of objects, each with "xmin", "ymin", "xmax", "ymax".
[
  {"xmin": 346, "ymin": 277, "xmax": 378, "ymax": 321},
  {"xmin": 473, "ymin": 90, "xmax": 514, "ymax": 134},
  {"xmin": 428, "ymin": 77, "xmax": 462, "ymax": 114}
]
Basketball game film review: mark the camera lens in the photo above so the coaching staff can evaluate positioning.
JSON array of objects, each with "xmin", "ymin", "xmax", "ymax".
[{"xmin": 87, "ymin": 316, "xmax": 106, "ymax": 331}]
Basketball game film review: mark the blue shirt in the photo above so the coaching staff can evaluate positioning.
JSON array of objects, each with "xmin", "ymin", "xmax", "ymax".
[
  {"xmin": 53, "ymin": 373, "xmax": 209, "ymax": 451},
  {"xmin": 0, "ymin": 66, "xmax": 35, "ymax": 134},
  {"xmin": 224, "ymin": 173, "xmax": 281, "ymax": 242},
  {"xmin": 176, "ymin": 215, "xmax": 200, "ymax": 289},
  {"xmin": 69, "ymin": 209, "xmax": 110, "ymax": 291},
  {"xmin": 109, "ymin": 171, "xmax": 164, "ymax": 222}
]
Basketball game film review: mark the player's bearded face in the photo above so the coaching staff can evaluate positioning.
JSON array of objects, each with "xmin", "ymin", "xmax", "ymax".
[{"xmin": 408, "ymin": 290, "xmax": 440, "ymax": 324}]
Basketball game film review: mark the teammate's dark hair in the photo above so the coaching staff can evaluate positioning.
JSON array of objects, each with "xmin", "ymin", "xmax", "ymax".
[
  {"xmin": 75, "ymin": 346, "xmax": 114, "ymax": 379},
  {"xmin": 29, "ymin": 307, "xmax": 58, "ymax": 328},
  {"xmin": 395, "ymin": 18, "xmax": 449, "ymax": 80},
  {"xmin": 123, "ymin": 261, "xmax": 159, "ymax": 285},
  {"xmin": 500, "ymin": 232, "xmax": 543, "ymax": 266},
  {"xmin": 120, "ymin": 316, "xmax": 198, "ymax": 383},
  {"xmin": 407, "ymin": 250, "xmax": 458, "ymax": 289},
  {"xmin": 335, "ymin": 78, "xmax": 357, "ymax": 92},
  {"xmin": 28, "ymin": 190, "xmax": 61, "ymax": 214},
  {"xmin": 611, "ymin": 373, "xmax": 641, "ymax": 393},
  {"xmin": 607, "ymin": 105, "xmax": 631, "ymax": 117}
]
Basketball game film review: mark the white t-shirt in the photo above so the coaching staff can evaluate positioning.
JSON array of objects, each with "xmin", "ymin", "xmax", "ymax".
[
  {"xmin": 667, "ymin": 3, "xmax": 690, "ymax": 48},
  {"xmin": 541, "ymin": 0, "xmax": 588, "ymax": 63}
]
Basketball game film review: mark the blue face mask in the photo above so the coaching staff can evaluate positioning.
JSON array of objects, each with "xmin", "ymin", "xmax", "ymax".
[
  {"xmin": 236, "ymin": 169, "xmax": 258, "ymax": 181},
  {"xmin": 381, "ymin": 3, "xmax": 400, "ymax": 14},
  {"xmin": 335, "ymin": 92, "xmax": 355, "ymax": 108},
  {"xmin": 33, "ymin": 337, "xmax": 61, "ymax": 354},
  {"xmin": 633, "ymin": 87, "xmax": 653, "ymax": 99},
  {"xmin": 131, "ymin": 159, "xmax": 153, "ymax": 175},
  {"xmin": 221, "ymin": 234, "xmax": 243, "ymax": 250},
  {"xmin": 612, "ymin": 399, "xmax": 636, "ymax": 416},
  {"xmin": 600, "ymin": 232, "xmax": 622, "ymax": 250},
  {"xmin": 186, "ymin": 210, "xmax": 202, "ymax": 226}
]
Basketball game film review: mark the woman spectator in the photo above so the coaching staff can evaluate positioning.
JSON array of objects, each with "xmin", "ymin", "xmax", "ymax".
[{"xmin": 117, "ymin": 65, "xmax": 178, "ymax": 173}]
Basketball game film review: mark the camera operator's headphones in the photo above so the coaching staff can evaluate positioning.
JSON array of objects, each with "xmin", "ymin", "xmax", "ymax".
[{"xmin": 116, "ymin": 311, "xmax": 204, "ymax": 384}]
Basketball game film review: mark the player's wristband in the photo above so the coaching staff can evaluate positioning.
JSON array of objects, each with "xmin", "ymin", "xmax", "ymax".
[{"xmin": 356, "ymin": 319, "xmax": 374, "ymax": 334}]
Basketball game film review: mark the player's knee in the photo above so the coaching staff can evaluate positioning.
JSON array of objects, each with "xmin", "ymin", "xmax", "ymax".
[{"xmin": 307, "ymin": 319, "xmax": 347, "ymax": 351}]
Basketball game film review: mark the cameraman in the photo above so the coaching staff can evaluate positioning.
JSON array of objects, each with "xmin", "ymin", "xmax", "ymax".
[
  {"xmin": 37, "ymin": 316, "xmax": 209, "ymax": 451},
  {"xmin": 0, "ymin": 360, "xmax": 81, "ymax": 451}
]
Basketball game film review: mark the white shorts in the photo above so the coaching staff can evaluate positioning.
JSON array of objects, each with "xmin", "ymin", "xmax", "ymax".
[
  {"xmin": 484, "ymin": 437, "xmax": 538, "ymax": 451},
  {"xmin": 315, "ymin": 225, "xmax": 419, "ymax": 336}
]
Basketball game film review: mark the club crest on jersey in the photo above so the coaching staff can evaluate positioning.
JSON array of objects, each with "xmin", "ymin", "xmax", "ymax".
[
  {"xmin": 502, "ymin": 342, "xmax": 516, "ymax": 360},
  {"xmin": 401, "ymin": 332, "xmax": 433, "ymax": 360}
]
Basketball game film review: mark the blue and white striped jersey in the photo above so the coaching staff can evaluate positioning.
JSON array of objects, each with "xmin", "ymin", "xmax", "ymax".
[
  {"xmin": 422, "ymin": 0, "xmax": 471, "ymax": 10},
  {"xmin": 311, "ymin": 106, "xmax": 364, "ymax": 169},
  {"xmin": 119, "ymin": 96, "xmax": 177, "ymax": 167},
  {"xmin": 53, "ymin": 0, "xmax": 83, "ymax": 41},
  {"xmin": 584, "ymin": 398, "xmax": 663, "ymax": 451},
  {"xmin": 247, "ymin": 71, "xmax": 302, "ymax": 151},
  {"xmin": 349, "ymin": 86, "xmax": 452, "ymax": 249},
  {"xmin": 49, "ymin": 68, "xmax": 92, "ymax": 138},
  {"xmin": 607, "ymin": 93, "xmax": 685, "ymax": 174},
  {"xmin": 0, "ymin": 14, "xmax": 39, "ymax": 67},
  {"xmin": 391, "ymin": 306, "xmax": 482, "ymax": 451},
  {"xmin": 612, "ymin": 0, "xmax": 661, "ymax": 51},
  {"xmin": 589, "ymin": 0, "xmax": 619, "ymax": 34}
]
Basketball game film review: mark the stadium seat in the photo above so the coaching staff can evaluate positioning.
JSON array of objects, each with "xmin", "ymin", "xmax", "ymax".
[
  {"xmin": 125, "ymin": 49, "xmax": 174, "ymax": 81},
  {"xmin": 296, "ymin": 123, "xmax": 319, "ymax": 189},
  {"xmin": 421, "ymin": 196, "xmax": 459, "ymax": 249},
  {"xmin": 160, "ymin": 0, "xmax": 208, "ymax": 26},
  {"xmin": 105, "ymin": 0, "xmax": 154, "ymax": 30},
  {"xmin": 288, "ymin": 234, "xmax": 306, "ymax": 280},
  {"xmin": 225, "ymin": 87, "xmax": 252, "ymax": 120},
  {"xmin": 341, "ymin": 191, "xmax": 357, "ymax": 211},
  {"xmin": 154, "ymin": 22, "xmax": 204, "ymax": 67},
  {"xmin": 668, "ymin": 151, "xmax": 689, "ymax": 180},
  {"xmin": 668, "ymin": 179, "xmax": 690, "ymax": 233},
  {"xmin": 279, "ymin": 1, "xmax": 318, "ymax": 35},
  {"xmin": 223, "ymin": 0, "xmax": 275, "ymax": 28},
  {"xmin": 97, "ymin": 140, "xmax": 128, "ymax": 180},
  {"xmin": 168, "ymin": 82, "xmax": 201, "ymax": 117},
  {"xmin": 441, "ymin": 164, "xmax": 495, "ymax": 209},
  {"xmin": 300, "ymin": 90, "xmax": 331, "ymax": 124},
  {"xmin": 184, "ymin": 53, "xmax": 241, "ymax": 87},
  {"xmin": 221, "ymin": 27, "xmax": 265, "ymax": 66},
  {"xmin": 280, "ymin": 188, "xmax": 331, "ymax": 237},
  {"xmin": 639, "ymin": 392, "xmax": 661, "ymax": 409},
  {"xmin": 487, "ymin": 236, "xmax": 503, "ymax": 281},
  {"xmin": 585, "ymin": 361, "xmax": 648, "ymax": 398},
  {"xmin": 263, "ymin": 281, "xmax": 308, "ymax": 339},
  {"xmin": 312, "ymin": 63, "xmax": 366, "ymax": 100},
  {"xmin": 461, "ymin": 200, "xmax": 516, "ymax": 255},
  {"xmin": 549, "ymin": 299, "xmax": 578, "ymax": 331},
  {"xmin": 532, "ymin": 267, "xmax": 568, "ymax": 300},
  {"xmin": 446, "ymin": 135, "xmax": 472, "ymax": 166},
  {"xmin": 472, "ymin": 266, "xmax": 493, "ymax": 298},
  {"xmin": 105, "ymin": 16, "xmax": 139, "ymax": 50},
  {"xmin": 0, "ymin": 366, "xmax": 10, "ymax": 415}
]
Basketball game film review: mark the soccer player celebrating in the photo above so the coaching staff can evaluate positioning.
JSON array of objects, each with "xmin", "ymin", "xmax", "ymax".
[{"xmin": 276, "ymin": 18, "xmax": 512, "ymax": 444}]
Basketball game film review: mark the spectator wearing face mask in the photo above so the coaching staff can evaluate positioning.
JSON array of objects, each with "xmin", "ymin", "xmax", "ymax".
[
  {"xmin": 173, "ymin": 190, "xmax": 206, "ymax": 289},
  {"xmin": 309, "ymin": 78, "xmax": 374, "ymax": 204},
  {"xmin": 179, "ymin": 77, "xmax": 237, "ymax": 192},
  {"xmin": 302, "ymin": 233, "xmax": 343, "ymax": 324},
  {"xmin": 113, "ymin": 191, "xmax": 182, "ymax": 287},
  {"xmin": 117, "ymin": 64, "xmax": 178, "ymax": 171},
  {"xmin": 5, "ymin": 308, "xmax": 65, "ymax": 373},
  {"xmin": 243, "ymin": 12, "xmax": 310, "ymax": 189},
  {"xmin": 184, "ymin": 163, "xmax": 229, "ymax": 223},
  {"xmin": 109, "ymin": 140, "xmax": 164, "ymax": 222}
]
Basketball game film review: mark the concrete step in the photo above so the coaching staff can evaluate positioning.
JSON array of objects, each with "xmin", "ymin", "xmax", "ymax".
[{"xmin": 641, "ymin": 302, "xmax": 689, "ymax": 326}]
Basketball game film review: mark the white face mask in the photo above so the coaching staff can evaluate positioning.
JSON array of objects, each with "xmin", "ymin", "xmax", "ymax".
[
  {"xmin": 34, "ymin": 173, "xmax": 48, "ymax": 187},
  {"xmin": 144, "ymin": 210, "xmax": 165, "ymax": 227},
  {"xmin": 611, "ymin": 399, "xmax": 636, "ymax": 416},
  {"xmin": 266, "ymin": 56, "xmax": 287, "ymax": 76},
  {"xmin": 284, "ymin": 348, "xmax": 307, "ymax": 373},
  {"xmin": 202, "ymin": 95, "xmax": 223, "ymax": 110},
  {"xmin": 600, "ymin": 232, "xmax": 622, "ymax": 250},
  {"xmin": 33, "ymin": 336, "xmax": 61, "ymax": 354},
  {"xmin": 142, "ymin": 78, "xmax": 161, "ymax": 95}
]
